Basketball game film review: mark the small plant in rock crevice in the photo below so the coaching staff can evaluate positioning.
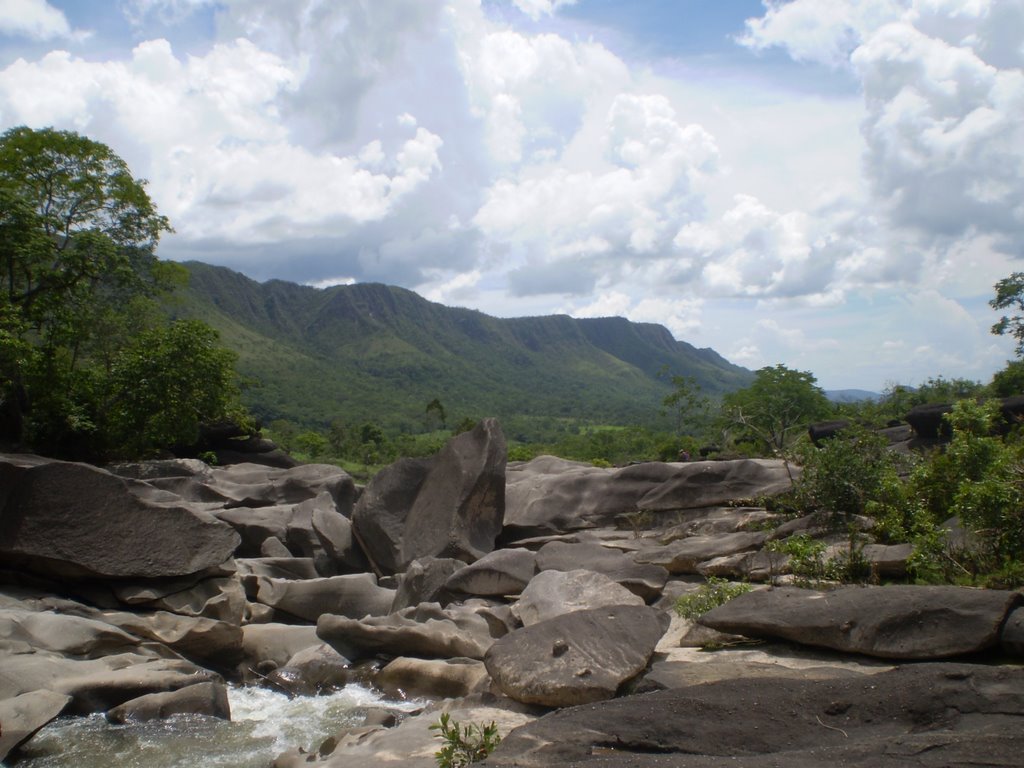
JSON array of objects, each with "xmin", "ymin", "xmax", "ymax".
[
  {"xmin": 674, "ymin": 577, "xmax": 752, "ymax": 619},
  {"xmin": 430, "ymin": 712, "xmax": 501, "ymax": 767}
]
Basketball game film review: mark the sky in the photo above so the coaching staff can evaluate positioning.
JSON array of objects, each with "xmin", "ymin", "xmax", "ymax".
[{"xmin": 1, "ymin": 0, "xmax": 1022, "ymax": 392}]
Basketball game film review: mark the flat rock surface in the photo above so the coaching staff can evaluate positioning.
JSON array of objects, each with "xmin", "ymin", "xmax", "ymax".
[
  {"xmin": 512, "ymin": 569, "xmax": 643, "ymax": 626},
  {"xmin": 488, "ymin": 662, "xmax": 1024, "ymax": 767},
  {"xmin": 700, "ymin": 585, "xmax": 1021, "ymax": 659}
]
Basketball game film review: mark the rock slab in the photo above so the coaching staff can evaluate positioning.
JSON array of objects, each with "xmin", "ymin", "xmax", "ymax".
[
  {"xmin": 700, "ymin": 585, "xmax": 1021, "ymax": 659},
  {"xmin": 484, "ymin": 604, "xmax": 669, "ymax": 707}
]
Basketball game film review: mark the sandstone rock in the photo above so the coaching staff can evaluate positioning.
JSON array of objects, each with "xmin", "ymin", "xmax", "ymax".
[
  {"xmin": 444, "ymin": 548, "xmax": 537, "ymax": 598},
  {"xmin": 352, "ymin": 419, "xmax": 507, "ymax": 574},
  {"xmin": 206, "ymin": 462, "xmax": 357, "ymax": 511},
  {"xmin": 700, "ymin": 585, "xmax": 1021, "ymax": 659},
  {"xmin": 0, "ymin": 457, "xmax": 239, "ymax": 579},
  {"xmin": 318, "ymin": 602, "xmax": 499, "ymax": 660},
  {"xmin": 504, "ymin": 457, "xmax": 796, "ymax": 537},
  {"xmin": 535, "ymin": 541, "xmax": 668, "ymax": 600},
  {"xmin": 636, "ymin": 531, "xmax": 768, "ymax": 575},
  {"xmin": 487, "ymin": 663, "xmax": 1024, "ymax": 767},
  {"xmin": 391, "ymin": 557, "xmax": 465, "ymax": 612},
  {"xmin": 105, "ymin": 681, "xmax": 230, "ymax": 723},
  {"xmin": 484, "ymin": 604, "xmax": 669, "ymax": 707},
  {"xmin": 374, "ymin": 657, "xmax": 488, "ymax": 699},
  {"xmin": 0, "ymin": 690, "xmax": 72, "ymax": 763},
  {"xmin": 254, "ymin": 574, "xmax": 394, "ymax": 623},
  {"xmin": 119, "ymin": 576, "xmax": 247, "ymax": 624},
  {"xmin": 235, "ymin": 557, "xmax": 320, "ymax": 583},
  {"xmin": 512, "ymin": 569, "xmax": 643, "ymax": 626},
  {"xmin": 860, "ymin": 543, "xmax": 913, "ymax": 579},
  {"xmin": 96, "ymin": 609, "xmax": 244, "ymax": 667},
  {"xmin": 1002, "ymin": 606, "xmax": 1024, "ymax": 657},
  {"xmin": 265, "ymin": 643, "xmax": 353, "ymax": 695},
  {"xmin": 0, "ymin": 609, "xmax": 141, "ymax": 658},
  {"xmin": 239, "ymin": 624, "xmax": 322, "ymax": 674}
]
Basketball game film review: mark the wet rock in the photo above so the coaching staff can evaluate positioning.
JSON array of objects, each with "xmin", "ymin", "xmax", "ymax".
[{"xmin": 105, "ymin": 680, "xmax": 230, "ymax": 723}]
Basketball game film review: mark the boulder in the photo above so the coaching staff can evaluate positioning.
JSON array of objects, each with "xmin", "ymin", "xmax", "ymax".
[
  {"xmin": 0, "ymin": 609, "xmax": 141, "ymax": 658},
  {"xmin": 352, "ymin": 419, "xmax": 507, "ymax": 574},
  {"xmin": 636, "ymin": 532, "xmax": 768, "ymax": 575},
  {"xmin": 0, "ymin": 690, "xmax": 72, "ymax": 763},
  {"xmin": 0, "ymin": 457, "xmax": 240, "ymax": 579},
  {"xmin": 239, "ymin": 623, "xmax": 321, "ymax": 674},
  {"xmin": 105, "ymin": 680, "xmax": 230, "ymax": 723},
  {"xmin": 391, "ymin": 557, "xmax": 466, "ymax": 612},
  {"xmin": 504, "ymin": 457, "xmax": 796, "ymax": 537},
  {"xmin": 235, "ymin": 557, "xmax": 320, "ymax": 583},
  {"xmin": 486, "ymin": 663, "xmax": 1024, "ymax": 767},
  {"xmin": 374, "ymin": 657, "xmax": 489, "ymax": 699},
  {"xmin": 97, "ymin": 609, "xmax": 243, "ymax": 668},
  {"xmin": 535, "ymin": 541, "xmax": 668, "ymax": 601},
  {"xmin": 444, "ymin": 548, "xmax": 537, "ymax": 598},
  {"xmin": 1002, "ymin": 606, "xmax": 1024, "ymax": 657},
  {"xmin": 484, "ymin": 604, "xmax": 669, "ymax": 707},
  {"xmin": 264, "ymin": 643, "xmax": 353, "ymax": 695},
  {"xmin": 512, "ymin": 569, "xmax": 643, "ymax": 626},
  {"xmin": 700, "ymin": 585, "xmax": 1021, "ymax": 659},
  {"xmin": 318, "ymin": 602, "xmax": 499, "ymax": 661},
  {"xmin": 254, "ymin": 574, "xmax": 394, "ymax": 623},
  {"xmin": 205, "ymin": 462, "xmax": 357, "ymax": 511},
  {"xmin": 116, "ymin": 576, "xmax": 247, "ymax": 624}
]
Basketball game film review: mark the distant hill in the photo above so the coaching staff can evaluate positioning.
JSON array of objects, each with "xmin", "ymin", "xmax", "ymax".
[
  {"xmin": 171, "ymin": 262, "xmax": 754, "ymax": 435},
  {"xmin": 826, "ymin": 389, "xmax": 881, "ymax": 403}
]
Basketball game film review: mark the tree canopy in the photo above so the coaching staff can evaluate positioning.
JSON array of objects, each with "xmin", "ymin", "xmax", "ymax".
[
  {"xmin": 0, "ymin": 126, "xmax": 246, "ymax": 460},
  {"xmin": 720, "ymin": 364, "xmax": 831, "ymax": 454}
]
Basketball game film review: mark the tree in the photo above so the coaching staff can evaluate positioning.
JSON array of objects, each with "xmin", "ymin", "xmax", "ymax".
[
  {"xmin": 991, "ymin": 272, "xmax": 1024, "ymax": 356},
  {"xmin": 425, "ymin": 397, "xmax": 447, "ymax": 429},
  {"xmin": 719, "ymin": 364, "xmax": 831, "ymax": 454},
  {"xmin": 660, "ymin": 372, "xmax": 710, "ymax": 436},
  {"xmin": 105, "ymin": 320, "xmax": 245, "ymax": 457},
  {"xmin": 0, "ymin": 126, "xmax": 246, "ymax": 459}
]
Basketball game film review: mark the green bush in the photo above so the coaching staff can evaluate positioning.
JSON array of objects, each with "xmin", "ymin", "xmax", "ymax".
[
  {"xmin": 430, "ymin": 713, "xmax": 501, "ymax": 768},
  {"xmin": 674, "ymin": 577, "xmax": 752, "ymax": 619}
]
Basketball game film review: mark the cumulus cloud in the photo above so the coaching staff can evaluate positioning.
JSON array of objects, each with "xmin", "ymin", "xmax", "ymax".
[
  {"xmin": 742, "ymin": 0, "xmax": 1024, "ymax": 253},
  {"xmin": 475, "ymin": 93, "xmax": 718, "ymax": 295},
  {"xmin": 511, "ymin": 0, "xmax": 580, "ymax": 22},
  {"xmin": 0, "ymin": 38, "xmax": 442, "ymax": 244},
  {"xmin": 0, "ymin": 0, "xmax": 75, "ymax": 41}
]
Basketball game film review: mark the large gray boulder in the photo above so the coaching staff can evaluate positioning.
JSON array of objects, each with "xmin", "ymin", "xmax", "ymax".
[
  {"xmin": 105, "ymin": 681, "xmax": 230, "ymax": 724},
  {"xmin": 444, "ymin": 548, "xmax": 537, "ymax": 598},
  {"xmin": 636, "ymin": 531, "xmax": 768, "ymax": 575},
  {"xmin": 700, "ymin": 585, "xmax": 1021, "ymax": 659},
  {"xmin": 0, "ymin": 690, "xmax": 72, "ymax": 763},
  {"xmin": 486, "ymin": 663, "xmax": 1024, "ymax": 767},
  {"xmin": 318, "ymin": 602, "xmax": 500, "ymax": 661},
  {"xmin": 0, "ymin": 457, "xmax": 240, "ymax": 579},
  {"xmin": 352, "ymin": 419, "xmax": 507, "ymax": 574},
  {"xmin": 254, "ymin": 574, "xmax": 394, "ymax": 623},
  {"xmin": 504, "ymin": 457, "xmax": 796, "ymax": 537},
  {"xmin": 390, "ymin": 557, "xmax": 466, "ymax": 612},
  {"xmin": 484, "ymin": 604, "xmax": 669, "ymax": 707},
  {"xmin": 512, "ymin": 569, "xmax": 644, "ymax": 626},
  {"xmin": 535, "ymin": 541, "xmax": 668, "ymax": 601}
]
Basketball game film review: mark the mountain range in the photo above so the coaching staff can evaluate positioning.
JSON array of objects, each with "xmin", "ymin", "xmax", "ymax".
[{"xmin": 171, "ymin": 262, "xmax": 754, "ymax": 436}]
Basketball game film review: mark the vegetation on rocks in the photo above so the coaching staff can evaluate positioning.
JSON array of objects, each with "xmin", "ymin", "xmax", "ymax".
[
  {"xmin": 674, "ymin": 577, "xmax": 752, "ymax": 619},
  {"xmin": 430, "ymin": 713, "xmax": 501, "ymax": 768}
]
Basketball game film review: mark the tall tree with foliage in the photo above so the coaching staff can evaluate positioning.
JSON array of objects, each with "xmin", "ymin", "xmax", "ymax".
[
  {"xmin": 719, "ymin": 364, "xmax": 831, "ymax": 454},
  {"xmin": 0, "ymin": 126, "xmax": 245, "ymax": 459}
]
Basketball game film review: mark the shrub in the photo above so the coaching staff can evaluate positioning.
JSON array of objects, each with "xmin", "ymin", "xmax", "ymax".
[
  {"xmin": 674, "ymin": 577, "xmax": 752, "ymax": 619},
  {"xmin": 430, "ymin": 713, "xmax": 501, "ymax": 768}
]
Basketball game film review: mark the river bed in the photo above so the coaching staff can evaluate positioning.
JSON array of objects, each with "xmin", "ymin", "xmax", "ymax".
[{"xmin": 7, "ymin": 684, "xmax": 426, "ymax": 768}]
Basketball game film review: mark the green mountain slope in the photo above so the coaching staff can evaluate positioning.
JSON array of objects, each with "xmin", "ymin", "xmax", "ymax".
[{"xmin": 171, "ymin": 262, "xmax": 753, "ymax": 434}]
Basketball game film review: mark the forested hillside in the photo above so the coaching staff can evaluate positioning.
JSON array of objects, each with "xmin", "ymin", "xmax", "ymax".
[{"xmin": 171, "ymin": 262, "xmax": 752, "ymax": 436}]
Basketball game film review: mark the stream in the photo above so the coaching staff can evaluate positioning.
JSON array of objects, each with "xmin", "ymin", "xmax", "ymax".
[{"xmin": 7, "ymin": 684, "xmax": 426, "ymax": 768}]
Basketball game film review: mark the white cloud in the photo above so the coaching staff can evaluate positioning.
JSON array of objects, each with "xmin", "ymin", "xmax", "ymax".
[
  {"xmin": 511, "ymin": 0, "xmax": 580, "ymax": 22},
  {"xmin": 0, "ymin": 0, "xmax": 74, "ymax": 41},
  {"xmin": 0, "ymin": 38, "xmax": 443, "ymax": 243}
]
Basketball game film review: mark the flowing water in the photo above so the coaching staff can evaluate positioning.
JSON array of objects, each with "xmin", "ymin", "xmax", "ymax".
[{"xmin": 7, "ymin": 685, "xmax": 426, "ymax": 768}]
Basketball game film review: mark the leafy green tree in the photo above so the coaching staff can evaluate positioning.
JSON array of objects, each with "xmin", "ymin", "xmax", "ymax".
[
  {"xmin": 425, "ymin": 397, "xmax": 447, "ymax": 429},
  {"xmin": 0, "ymin": 126, "xmax": 246, "ymax": 459},
  {"xmin": 719, "ymin": 364, "xmax": 832, "ymax": 454},
  {"xmin": 991, "ymin": 272, "xmax": 1024, "ymax": 356},
  {"xmin": 105, "ymin": 320, "xmax": 245, "ymax": 457},
  {"xmin": 661, "ymin": 372, "xmax": 710, "ymax": 436},
  {"xmin": 990, "ymin": 360, "xmax": 1024, "ymax": 397}
]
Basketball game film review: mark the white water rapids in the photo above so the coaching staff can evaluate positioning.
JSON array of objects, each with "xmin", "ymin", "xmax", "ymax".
[{"xmin": 7, "ymin": 684, "xmax": 426, "ymax": 768}]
